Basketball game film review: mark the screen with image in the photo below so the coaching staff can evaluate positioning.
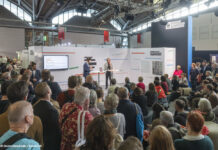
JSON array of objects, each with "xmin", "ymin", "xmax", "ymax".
[{"xmin": 44, "ymin": 55, "xmax": 69, "ymax": 70}]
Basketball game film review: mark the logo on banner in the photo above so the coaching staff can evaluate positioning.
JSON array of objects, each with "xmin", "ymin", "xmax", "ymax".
[
  {"xmin": 150, "ymin": 51, "xmax": 162, "ymax": 56},
  {"xmin": 166, "ymin": 20, "xmax": 185, "ymax": 30}
]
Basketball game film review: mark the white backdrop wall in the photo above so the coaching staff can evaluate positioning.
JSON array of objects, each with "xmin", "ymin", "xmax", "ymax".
[{"xmin": 36, "ymin": 46, "xmax": 175, "ymax": 90}]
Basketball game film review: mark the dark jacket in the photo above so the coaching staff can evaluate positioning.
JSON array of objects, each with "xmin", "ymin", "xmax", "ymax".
[
  {"xmin": 83, "ymin": 62, "xmax": 90, "ymax": 78},
  {"xmin": 33, "ymin": 100, "xmax": 61, "ymax": 150},
  {"xmin": 201, "ymin": 66, "xmax": 211, "ymax": 80},
  {"xmin": 174, "ymin": 111, "xmax": 188, "ymax": 126},
  {"xmin": 132, "ymin": 95, "xmax": 148, "ymax": 116},
  {"xmin": 0, "ymin": 100, "xmax": 9, "ymax": 115},
  {"xmin": 145, "ymin": 91, "xmax": 158, "ymax": 107},
  {"xmin": 117, "ymin": 99, "xmax": 143, "ymax": 139},
  {"xmin": 30, "ymin": 69, "xmax": 41, "ymax": 85},
  {"xmin": 82, "ymin": 82, "xmax": 96, "ymax": 90},
  {"xmin": 44, "ymin": 81, "xmax": 62, "ymax": 100},
  {"xmin": 172, "ymin": 79, "xmax": 180, "ymax": 91}
]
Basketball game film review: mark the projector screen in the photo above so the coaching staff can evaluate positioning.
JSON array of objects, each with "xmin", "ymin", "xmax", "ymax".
[{"xmin": 43, "ymin": 55, "xmax": 69, "ymax": 70}]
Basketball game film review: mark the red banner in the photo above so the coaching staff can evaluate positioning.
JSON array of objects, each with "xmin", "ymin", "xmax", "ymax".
[
  {"xmin": 137, "ymin": 33, "xmax": 141, "ymax": 43},
  {"xmin": 58, "ymin": 27, "xmax": 65, "ymax": 40},
  {"xmin": 104, "ymin": 31, "xmax": 109, "ymax": 42}
]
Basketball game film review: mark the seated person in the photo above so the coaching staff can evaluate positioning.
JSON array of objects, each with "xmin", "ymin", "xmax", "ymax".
[
  {"xmin": 174, "ymin": 99, "xmax": 188, "ymax": 126},
  {"xmin": 198, "ymin": 98, "xmax": 216, "ymax": 122},
  {"xmin": 172, "ymin": 75, "xmax": 180, "ymax": 91},
  {"xmin": 118, "ymin": 136, "xmax": 143, "ymax": 150},
  {"xmin": 124, "ymin": 77, "xmax": 131, "ymax": 92},
  {"xmin": 0, "ymin": 101, "xmax": 40, "ymax": 150},
  {"xmin": 161, "ymin": 76, "xmax": 169, "ymax": 94},
  {"xmin": 173, "ymin": 65, "xmax": 183, "ymax": 78},
  {"xmin": 175, "ymin": 111, "xmax": 214, "ymax": 150},
  {"xmin": 89, "ymin": 90, "xmax": 101, "ymax": 117},
  {"xmin": 179, "ymin": 73, "xmax": 188, "ymax": 87},
  {"xmin": 145, "ymin": 83, "xmax": 158, "ymax": 108},
  {"xmin": 154, "ymin": 80, "xmax": 168, "ymax": 109}
]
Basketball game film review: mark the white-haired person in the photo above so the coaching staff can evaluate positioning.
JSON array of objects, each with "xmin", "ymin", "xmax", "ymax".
[
  {"xmin": 0, "ymin": 101, "xmax": 40, "ymax": 150},
  {"xmin": 198, "ymin": 98, "xmax": 216, "ymax": 122},
  {"xmin": 59, "ymin": 86, "xmax": 93, "ymax": 150},
  {"xmin": 89, "ymin": 90, "xmax": 101, "ymax": 117},
  {"xmin": 104, "ymin": 93, "xmax": 126, "ymax": 138}
]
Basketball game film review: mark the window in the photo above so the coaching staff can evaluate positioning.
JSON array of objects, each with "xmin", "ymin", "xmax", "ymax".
[
  {"xmin": 4, "ymin": 0, "xmax": 10, "ymax": 10},
  {"xmin": 69, "ymin": 10, "xmax": 74, "ymax": 18},
  {"xmin": 24, "ymin": 12, "xmax": 31, "ymax": 22},
  {"xmin": 10, "ymin": 3, "xmax": 17, "ymax": 15},
  {"xmin": 64, "ymin": 12, "xmax": 69, "ymax": 22},
  {"xmin": 189, "ymin": 3, "xmax": 199, "ymax": 14},
  {"xmin": 58, "ymin": 14, "xmax": 63, "ymax": 24},
  {"xmin": 52, "ymin": 16, "xmax": 58, "ymax": 24},
  {"xmin": 18, "ymin": 7, "xmax": 24, "ymax": 20},
  {"xmin": 0, "ymin": 0, "xmax": 3, "ymax": 5},
  {"xmin": 180, "ymin": 7, "xmax": 189, "ymax": 17}
]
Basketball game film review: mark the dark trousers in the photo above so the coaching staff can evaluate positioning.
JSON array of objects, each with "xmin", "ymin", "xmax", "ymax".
[
  {"xmin": 191, "ymin": 80, "xmax": 197, "ymax": 92},
  {"xmin": 106, "ymin": 71, "xmax": 112, "ymax": 88}
]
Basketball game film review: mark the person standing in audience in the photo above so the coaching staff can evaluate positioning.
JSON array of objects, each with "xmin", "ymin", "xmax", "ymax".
[
  {"xmin": 83, "ymin": 58, "xmax": 91, "ymax": 80},
  {"xmin": 0, "ymin": 101, "xmax": 40, "ymax": 150},
  {"xmin": 33, "ymin": 82, "xmax": 61, "ymax": 150},
  {"xmin": 164, "ymin": 74, "xmax": 172, "ymax": 91},
  {"xmin": 145, "ymin": 83, "xmax": 158, "ymax": 108},
  {"xmin": 75, "ymin": 115, "xmax": 117, "ymax": 150},
  {"xmin": 129, "ymin": 83, "xmax": 136, "ymax": 98},
  {"xmin": 201, "ymin": 60, "xmax": 211, "ymax": 80},
  {"xmin": 82, "ymin": 75, "xmax": 96, "ymax": 90},
  {"xmin": 179, "ymin": 73, "xmax": 188, "ymax": 87},
  {"xmin": 57, "ymin": 76, "xmax": 78, "ymax": 108},
  {"xmin": 161, "ymin": 76, "xmax": 169, "ymax": 94},
  {"xmin": 117, "ymin": 87, "xmax": 143, "ymax": 139},
  {"xmin": 89, "ymin": 90, "xmax": 101, "ymax": 117},
  {"xmin": 149, "ymin": 125, "xmax": 175, "ymax": 150},
  {"xmin": 96, "ymin": 88, "xmax": 105, "ymax": 114},
  {"xmin": 59, "ymin": 86, "xmax": 93, "ymax": 150},
  {"xmin": 41, "ymin": 70, "xmax": 61, "ymax": 100},
  {"xmin": 137, "ymin": 76, "xmax": 145, "ymax": 93},
  {"xmin": 160, "ymin": 111, "xmax": 185, "ymax": 141},
  {"xmin": 131, "ymin": 87, "xmax": 148, "ymax": 117},
  {"xmin": 104, "ymin": 93, "xmax": 126, "ymax": 138},
  {"xmin": 198, "ymin": 98, "xmax": 216, "ymax": 122},
  {"xmin": 173, "ymin": 65, "xmax": 183, "ymax": 78},
  {"xmin": 175, "ymin": 111, "xmax": 214, "ymax": 150},
  {"xmin": 108, "ymin": 78, "xmax": 119, "ymax": 94},
  {"xmin": 118, "ymin": 136, "xmax": 143, "ymax": 150},
  {"xmin": 174, "ymin": 99, "xmax": 188, "ymax": 126},
  {"xmin": 0, "ymin": 81, "xmax": 43, "ymax": 146},
  {"xmin": 190, "ymin": 63, "xmax": 199, "ymax": 91},
  {"xmin": 104, "ymin": 58, "xmax": 113, "ymax": 89},
  {"xmin": 124, "ymin": 77, "xmax": 131, "ymax": 92},
  {"xmin": 211, "ymin": 63, "xmax": 218, "ymax": 78},
  {"xmin": 154, "ymin": 80, "xmax": 168, "ymax": 109},
  {"xmin": 30, "ymin": 62, "xmax": 41, "ymax": 87},
  {"xmin": 172, "ymin": 75, "xmax": 180, "ymax": 91},
  {"xmin": 206, "ymin": 71, "xmax": 213, "ymax": 80},
  {"xmin": 0, "ymin": 81, "xmax": 14, "ymax": 114}
]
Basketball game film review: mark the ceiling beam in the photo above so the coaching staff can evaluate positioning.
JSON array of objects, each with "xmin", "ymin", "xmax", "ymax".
[{"xmin": 36, "ymin": 0, "xmax": 45, "ymax": 19}]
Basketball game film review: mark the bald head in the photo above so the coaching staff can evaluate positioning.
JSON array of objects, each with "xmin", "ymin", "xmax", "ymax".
[{"xmin": 8, "ymin": 101, "xmax": 33, "ymax": 125}]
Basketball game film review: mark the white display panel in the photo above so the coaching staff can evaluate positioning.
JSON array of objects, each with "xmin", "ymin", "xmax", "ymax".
[{"xmin": 44, "ymin": 55, "xmax": 69, "ymax": 70}]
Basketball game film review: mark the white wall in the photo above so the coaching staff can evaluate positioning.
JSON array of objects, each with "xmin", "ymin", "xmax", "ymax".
[
  {"xmin": 129, "ymin": 31, "xmax": 151, "ymax": 48},
  {"xmin": 63, "ymin": 32, "xmax": 121, "ymax": 45},
  {"xmin": 193, "ymin": 12, "xmax": 218, "ymax": 50},
  {"xmin": 0, "ymin": 27, "xmax": 25, "ymax": 57}
]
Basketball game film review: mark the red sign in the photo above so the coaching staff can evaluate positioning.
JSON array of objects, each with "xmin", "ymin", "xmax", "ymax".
[
  {"xmin": 104, "ymin": 30, "xmax": 109, "ymax": 42},
  {"xmin": 58, "ymin": 27, "xmax": 65, "ymax": 40},
  {"xmin": 137, "ymin": 33, "xmax": 141, "ymax": 43}
]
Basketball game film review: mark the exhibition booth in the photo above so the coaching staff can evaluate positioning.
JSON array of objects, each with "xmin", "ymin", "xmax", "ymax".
[{"xmin": 20, "ymin": 46, "xmax": 176, "ymax": 90}]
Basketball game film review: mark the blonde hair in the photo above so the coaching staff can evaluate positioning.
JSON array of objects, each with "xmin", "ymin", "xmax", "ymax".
[{"xmin": 149, "ymin": 125, "xmax": 175, "ymax": 150}]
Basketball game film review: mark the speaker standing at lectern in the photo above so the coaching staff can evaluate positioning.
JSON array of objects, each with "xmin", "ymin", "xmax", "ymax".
[{"xmin": 104, "ymin": 58, "xmax": 113, "ymax": 89}]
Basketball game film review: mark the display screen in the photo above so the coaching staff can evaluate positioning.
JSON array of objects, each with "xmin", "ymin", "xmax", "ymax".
[{"xmin": 43, "ymin": 55, "xmax": 69, "ymax": 70}]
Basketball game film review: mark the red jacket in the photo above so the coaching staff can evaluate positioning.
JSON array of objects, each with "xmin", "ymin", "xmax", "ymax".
[
  {"xmin": 155, "ymin": 85, "xmax": 166, "ymax": 99},
  {"xmin": 137, "ymin": 82, "xmax": 146, "ymax": 92}
]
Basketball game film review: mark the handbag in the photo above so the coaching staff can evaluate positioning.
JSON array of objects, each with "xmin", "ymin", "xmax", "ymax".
[
  {"xmin": 75, "ymin": 111, "xmax": 87, "ymax": 148},
  {"xmin": 134, "ymin": 104, "xmax": 144, "ymax": 142}
]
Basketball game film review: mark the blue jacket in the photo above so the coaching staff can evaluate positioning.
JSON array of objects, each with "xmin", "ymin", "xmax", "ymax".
[
  {"xmin": 44, "ymin": 81, "xmax": 62, "ymax": 100},
  {"xmin": 31, "ymin": 70, "xmax": 41, "ymax": 83},
  {"xmin": 117, "ymin": 99, "xmax": 143, "ymax": 139},
  {"xmin": 83, "ymin": 62, "xmax": 90, "ymax": 78}
]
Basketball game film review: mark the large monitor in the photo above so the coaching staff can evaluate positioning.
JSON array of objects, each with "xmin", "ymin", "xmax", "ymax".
[{"xmin": 43, "ymin": 55, "xmax": 69, "ymax": 70}]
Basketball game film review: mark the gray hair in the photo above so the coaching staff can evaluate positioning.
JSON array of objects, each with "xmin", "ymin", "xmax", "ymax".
[
  {"xmin": 74, "ymin": 86, "xmax": 90, "ymax": 105},
  {"xmin": 8, "ymin": 101, "xmax": 33, "ymax": 124},
  {"xmin": 105, "ymin": 93, "xmax": 119, "ymax": 110},
  {"xmin": 206, "ymin": 71, "xmax": 212, "ymax": 76},
  {"xmin": 160, "ymin": 111, "xmax": 174, "ymax": 125},
  {"xmin": 117, "ymin": 87, "xmax": 129, "ymax": 99},
  {"xmin": 89, "ymin": 90, "xmax": 97, "ymax": 108},
  {"xmin": 1, "ymin": 72, "xmax": 10, "ymax": 80},
  {"xmin": 198, "ymin": 98, "xmax": 212, "ymax": 112}
]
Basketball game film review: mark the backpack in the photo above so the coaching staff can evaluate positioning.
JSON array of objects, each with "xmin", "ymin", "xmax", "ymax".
[{"xmin": 134, "ymin": 104, "xmax": 144, "ymax": 142}]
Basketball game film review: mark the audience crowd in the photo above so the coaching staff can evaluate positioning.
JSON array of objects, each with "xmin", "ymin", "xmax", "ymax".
[{"xmin": 0, "ymin": 57, "xmax": 218, "ymax": 150}]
